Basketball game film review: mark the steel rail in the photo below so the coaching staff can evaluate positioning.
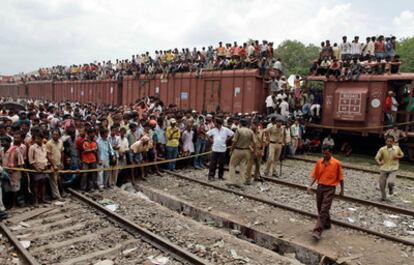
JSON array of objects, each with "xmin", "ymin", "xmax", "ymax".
[
  {"xmin": 287, "ymin": 156, "xmax": 414, "ymax": 181},
  {"xmin": 222, "ymin": 165, "xmax": 414, "ymax": 216},
  {"xmin": 0, "ymin": 222, "xmax": 40, "ymax": 265},
  {"xmin": 68, "ymin": 188, "xmax": 212, "ymax": 265},
  {"xmin": 163, "ymin": 170, "xmax": 414, "ymax": 247},
  {"xmin": 262, "ymin": 176, "xmax": 414, "ymax": 217}
]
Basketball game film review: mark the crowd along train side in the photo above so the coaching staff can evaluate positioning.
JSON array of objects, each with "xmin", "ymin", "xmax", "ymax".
[{"xmin": 0, "ymin": 69, "xmax": 413, "ymax": 159}]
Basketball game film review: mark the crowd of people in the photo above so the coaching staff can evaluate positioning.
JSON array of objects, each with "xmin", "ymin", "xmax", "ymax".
[
  {"xmin": 0, "ymin": 93, "xmax": 335, "ymax": 219},
  {"xmin": 15, "ymin": 40, "xmax": 281, "ymax": 82},
  {"xmin": 264, "ymin": 74, "xmax": 322, "ymax": 123},
  {"xmin": 0, "ymin": 96, "xmax": 408, "ymax": 246},
  {"xmin": 310, "ymin": 35, "xmax": 402, "ymax": 80}
]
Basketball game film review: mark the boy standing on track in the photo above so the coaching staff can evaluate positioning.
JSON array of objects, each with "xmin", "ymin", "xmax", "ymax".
[
  {"xmin": 375, "ymin": 136, "xmax": 404, "ymax": 201},
  {"xmin": 307, "ymin": 145, "xmax": 344, "ymax": 240}
]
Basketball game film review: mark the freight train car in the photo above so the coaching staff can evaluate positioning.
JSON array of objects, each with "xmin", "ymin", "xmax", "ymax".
[
  {"xmin": 306, "ymin": 74, "xmax": 414, "ymax": 160},
  {"xmin": 122, "ymin": 69, "xmax": 265, "ymax": 113},
  {"xmin": 0, "ymin": 69, "xmax": 267, "ymax": 113}
]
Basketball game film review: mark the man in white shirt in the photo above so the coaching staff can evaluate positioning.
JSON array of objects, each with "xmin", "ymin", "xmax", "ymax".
[
  {"xmin": 207, "ymin": 118, "xmax": 234, "ymax": 181},
  {"xmin": 339, "ymin": 36, "xmax": 351, "ymax": 60},
  {"xmin": 247, "ymin": 43, "xmax": 255, "ymax": 57},
  {"xmin": 351, "ymin": 36, "xmax": 363, "ymax": 59},
  {"xmin": 367, "ymin": 36, "xmax": 376, "ymax": 58},
  {"xmin": 322, "ymin": 135, "xmax": 335, "ymax": 150},
  {"xmin": 279, "ymin": 99, "xmax": 290, "ymax": 118},
  {"xmin": 273, "ymin": 58, "xmax": 283, "ymax": 74},
  {"xmin": 391, "ymin": 92, "xmax": 399, "ymax": 124},
  {"xmin": 290, "ymin": 119, "xmax": 301, "ymax": 155},
  {"xmin": 265, "ymin": 93, "xmax": 276, "ymax": 115}
]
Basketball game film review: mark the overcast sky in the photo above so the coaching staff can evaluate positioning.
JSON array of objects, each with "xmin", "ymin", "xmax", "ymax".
[{"xmin": 1, "ymin": 0, "xmax": 413, "ymax": 75}]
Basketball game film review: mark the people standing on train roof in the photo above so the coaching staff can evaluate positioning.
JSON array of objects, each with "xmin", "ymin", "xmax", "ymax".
[
  {"xmin": 307, "ymin": 145, "xmax": 344, "ymax": 240},
  {"xmin": 375, "ymin": 136, "xmax": 404, "ymax": 201}
]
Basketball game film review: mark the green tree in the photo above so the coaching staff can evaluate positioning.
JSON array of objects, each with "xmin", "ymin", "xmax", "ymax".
[
  {"xmin": 274, "ymin": 40, "xmax": 320, "ymax": 77},
  {"xmin": 397, "ymin": 37, "xmax": 414, "ymax": 72}
]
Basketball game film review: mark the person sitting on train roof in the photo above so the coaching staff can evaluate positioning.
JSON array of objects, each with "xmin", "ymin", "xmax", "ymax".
[
  {"xmin": 347, "ymin": 58, "xmax": 363, "ymax": 80},
  {"xmin": 388, "ymin": 55, "xmax": 401, "ymax": 75},
  {"xmin": 326, "ymin": 58, "xmax": 342, "ymax": 80}
]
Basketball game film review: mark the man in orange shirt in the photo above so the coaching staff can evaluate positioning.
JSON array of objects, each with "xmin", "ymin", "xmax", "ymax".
[
  {"xmin": 80, "ymin": 127, "xmax": 98, "ymax": 192},
  {"xmin": 307, "ymin": 145, "xmax": 344, "ymax": 240}
]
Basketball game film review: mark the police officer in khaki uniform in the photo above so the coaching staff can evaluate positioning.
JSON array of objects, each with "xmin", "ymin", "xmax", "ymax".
[
  {"xmin": 228, "ymin": 119, "xmax": 256, "ymax": 188},
  {"xmin": 246, "ymin": 121, "xmax": 265, "ymax": 184},
  {"xmin": 264, "ymin": 117, "xmax": 285, "ymax": 177}
]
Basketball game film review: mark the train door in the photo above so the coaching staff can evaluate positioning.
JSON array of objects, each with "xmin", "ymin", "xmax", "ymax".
[
  {"xmin": 390, "ymin": 79, "xmax": 414, "ymax": 160},
  {"xmin": 204, "ymin": 80, "xmax": 221, "ymax": 113},
  {"xmin": 390, "ymin": 80, "xmax": 413, "ymax": 129}
]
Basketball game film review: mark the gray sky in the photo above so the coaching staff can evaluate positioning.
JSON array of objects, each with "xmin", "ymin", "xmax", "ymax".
[{"xmin": 1, "ymin": 0, "xmax": 413, "ymax": 75}]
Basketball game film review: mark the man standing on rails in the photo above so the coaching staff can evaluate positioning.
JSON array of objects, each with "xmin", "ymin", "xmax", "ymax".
[
  {"xmin": 264, "ymin": 117, "xmax": 285, "ymax": 177},
  {"xmin": 207, "ymin": 118, "xmax": 234, "ymax": 181},
  {"xmin": 375, "ymin": 136, "xmax": 404, "ymax": 201},
  {"xmin": 307, "ymin": 145, "xmax": 344, "ymax": 240},
  {"xmin": 228, "ymin": 119, "xmax": 256, "ymax": 188}
]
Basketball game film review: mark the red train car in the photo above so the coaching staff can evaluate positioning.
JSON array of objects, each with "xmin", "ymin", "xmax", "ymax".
[
  {"xmin": 307, "ymin": 74, "xmax": 414, "ymax": 159},
  {"xmin": 0, "ymin": 70, "xmax": 268, "ymax": 113},
  {"xmin": 122, "ymin": 69, "xmax": 266, "ymax": 113}
]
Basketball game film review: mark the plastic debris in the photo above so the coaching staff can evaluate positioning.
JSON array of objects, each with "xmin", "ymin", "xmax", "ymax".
[
  {"xmin": 230, "ymin": 249, "xmax": 250, "ymax": 262},
  {"xmin": 98, "ymin": 198, "xmax": 115, "ymax": 205},
  {"xmin": 337, "ymin": 253, "xmax": 363, "ymax": 264},
  {"xmin": 9, "ymin": 225, "xmax": 23, "ymax": 231},
  {"xmin": 383, "ymin": 220, "xmax": 397, "ymax": 228},
  {"xmin": 347, "ymin": 208, "xmax": 357, "ymax": 212},
  {"xmin": 122, "ymin": 247, "xmax": 138, "ymax": 257},
  {"xmin": 19, "ymin": 222, "xmax": 30, "ymax": 228},
  {"xmin": 19, "ymin": 240, "xmax": 30, "ymax": 249},
  {"xmin": 94, "ymin": 260, "xmax": 114, "ymax": 265},
  {"xmin": 147, "ymin": 255, "xmax": 169, "ymax": 265},
  {"xmin": 213, "ymin": 240, "xmax": 224, "ymax": 248},
  {"xmin": 388, "ymin": 215, "xmax": 400, "ymax": 219},
  {"xmin": 104, "ymin": 204, "xmax": 119, "ymax": 212},
  {"xmin": 98, "ymin": 198, "xmax": 119, "ymax": 211},
  {"xmin": 347, "ymin": 217, "xmax": 355, "ymax": 223},
  {"xmin": 120, "ymin": 182, "xmax": 137, "ymax": 193}
]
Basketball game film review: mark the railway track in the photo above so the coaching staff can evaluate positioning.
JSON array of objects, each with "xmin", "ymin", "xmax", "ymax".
[
  {"xmin": 262, "ymin": 176, "xmax": 414, "ymax": 216},
  {"xmin": 222, "ymin": 165, "xmax": 414, "ymax": 216},
  {"xmin": 288, "ymin": 156, "xmax": 414, "ymax": 181},
  {"xmin": 0, "ymin": 188, "xmax": 211, "ymax": 265},
  {"xmin": 163, "ymin": 169, "xmax": 414, "ymax": 247}
]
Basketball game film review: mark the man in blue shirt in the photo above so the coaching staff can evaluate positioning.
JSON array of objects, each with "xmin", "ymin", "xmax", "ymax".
[{"xmin": 97, "ymin": 128, "xmax": 114, "ymax": 191}]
